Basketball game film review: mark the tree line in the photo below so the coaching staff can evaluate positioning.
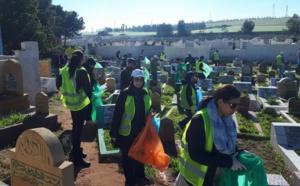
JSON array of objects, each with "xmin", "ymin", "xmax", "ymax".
[{"xmin": 0, "ymin": 0, "xmax": 84, "ymax": 54}]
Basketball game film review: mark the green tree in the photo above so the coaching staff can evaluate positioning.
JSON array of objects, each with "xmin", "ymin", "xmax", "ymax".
[
  {"xmin": 0, "ymin": 0, "xmax": 47, "ymax": 53},
  {"xmin": 241, "ymin": 20, "xmax": 255, "ymax": 34},
  {"xmin": 156, "ymin": 23, "xmax": 173, "ymax": 37},
  {"xmin": 177, "ymin": 20, "xmax": 189, "ymax": 36},
  {"xmin": 62, "ymin": 11, "xmax": 85, "ymax": 46},
  {"xmin": 221, "ymin": 24, "xmax": 229, "ymax": 33},
  {"xmin": 286, "ymin": 14, "xmax": 300, "ymax": 35}
]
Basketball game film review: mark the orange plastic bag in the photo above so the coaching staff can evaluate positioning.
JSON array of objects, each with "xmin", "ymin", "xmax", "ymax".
[{"xmin": 128, "ymin": 112, "xmax": 170, "ymax": 172}]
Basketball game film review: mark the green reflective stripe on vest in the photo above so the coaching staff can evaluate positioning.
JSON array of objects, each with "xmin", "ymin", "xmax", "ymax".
[
  {"xmin": 60, "ymin": 66, "xmax": 90, "ymax": 111},
  {"xmin": 178, "ymin": 108, "xmax": 213, "ymax": 186},
  {"xmin": 213, "ymin": 52, "xmax": 220, "ymax": 60},
  {"xmin": 195, "ymin": 60, "xmax": 204, "ymax": 73},
  {"xmin": 180, "ymin": 84, "xmax": 196, "ymax": 109},
  {"xmin": 276, "ymin": 55, "xmax": 283, "ymax": 66},
  {"xmin": 119, "ymin": 89, "xmax": 151, "ymax": 136}
]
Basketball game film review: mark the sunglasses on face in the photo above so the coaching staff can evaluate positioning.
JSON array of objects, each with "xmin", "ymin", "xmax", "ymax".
[
  {"xmin": 133, "ymin": 78, "xmax": 144, "ymax": 82},
  {"xmin": 224, "ymin": 101, "xmax": 239, "ymax": 110}
]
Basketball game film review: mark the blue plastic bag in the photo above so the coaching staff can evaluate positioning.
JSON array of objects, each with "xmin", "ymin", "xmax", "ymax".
[
  {"xmin": 151, "ymin": 116, "xmax": 160, "ymax": 133},
  {"xmin": 195, "ymin": 88, "xmax": 203, "ymax": 112}
]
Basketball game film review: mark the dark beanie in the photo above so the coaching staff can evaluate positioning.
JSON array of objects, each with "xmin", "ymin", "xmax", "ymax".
[{"xmin": 185, "ymin": 71, "xmax": 195, "ymax": 82}]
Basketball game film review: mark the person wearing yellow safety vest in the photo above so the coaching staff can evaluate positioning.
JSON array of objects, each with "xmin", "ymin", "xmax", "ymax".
[
  {"xmin": 275, "ymin": 51, "xmax": 285, "ymax": 78},
  {"xmin": 175, "ymin": 85, "xmax": 247, "ymax": 186},
  {"xmin": 56, "ymin": 50, "xmax": 92, "ymax": 168},
  {"xmin": 110, "ymin": 69, "xmax": 153, "ymax": 186},
  {"xmin": 213, "ymin": 50, "xmax": 220, "ymax": 66},
  {"xmin": 159, "ymin": 52, "xmax": 166, "ymax": 61},
  {"xmin": 178, "ymin": 72, "xmax": 198, "ymax": 130},
  {"xmin": 195, "ymin": 56, "xmax": 206, "ymax": 79}
]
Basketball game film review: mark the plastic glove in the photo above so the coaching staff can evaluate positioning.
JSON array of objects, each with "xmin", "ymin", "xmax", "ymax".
[
  {"xmin": 231, "ymin": 157, "xmax": 247, "ymax": 171},
  {"xmin": 190, "ymin": 105, "xmax": 196, "ymax": 114}
]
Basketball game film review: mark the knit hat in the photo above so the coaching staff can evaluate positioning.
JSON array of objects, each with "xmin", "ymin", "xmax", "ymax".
[{"xmin": 131, "ymin": 69, "xmax": 144, "ymax": 78}]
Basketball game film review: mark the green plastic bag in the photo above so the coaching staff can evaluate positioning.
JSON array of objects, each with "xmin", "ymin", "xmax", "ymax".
[
  {"xmin": 91, "ymin": 83, "xmax": 104, "ymax": 121},
  {"xmin": 218, "ymin": 153, "xmax": 268, "ymax": 186}
]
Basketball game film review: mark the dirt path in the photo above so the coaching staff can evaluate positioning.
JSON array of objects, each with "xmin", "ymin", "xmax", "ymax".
[{"xmin": 56, "ymin": 103, "xmax": 173, "ymax": 186}]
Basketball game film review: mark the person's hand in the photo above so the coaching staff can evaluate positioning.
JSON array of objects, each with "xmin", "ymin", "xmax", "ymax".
[
  {"xmin": 231, "ymin": 157, "xmax": 247, "ymax": 171},
  {"xmin": 190, "ymin": 105, "xmax": 196, "ymax": 114}
]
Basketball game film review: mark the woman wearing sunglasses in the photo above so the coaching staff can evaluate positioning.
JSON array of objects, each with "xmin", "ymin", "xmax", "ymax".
[
  {"xmin": 110, "ymin": 69, "xmax": 152, "ymax": 186},
  {"xmin": 176, "ymin": 84, "xmax": 246, "ymax": 186}
]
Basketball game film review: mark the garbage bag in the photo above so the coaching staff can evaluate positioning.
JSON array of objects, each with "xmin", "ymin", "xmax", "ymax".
[
  {"xmin": 218, "ymin": 153, "xmax": 268, "ymax": 186},
  {"xmin": 91, "ymin": 83, "xmax": 104, "ymax": 121},
  {"xmin": 195, "ymin": 88, "xmax": 203, "ymax": 112},
  {"xmin": 151, "ymin": 116, "xmax": 160, "ymax": 133},
  {"xmin": 128, "ymin": 112, "xmax": 170, "ymax": 172}
]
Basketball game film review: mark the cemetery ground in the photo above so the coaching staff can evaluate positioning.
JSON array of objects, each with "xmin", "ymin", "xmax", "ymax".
[{"xmin": 0, "ymin": 88, "xmax": 296, "ymax": 185}]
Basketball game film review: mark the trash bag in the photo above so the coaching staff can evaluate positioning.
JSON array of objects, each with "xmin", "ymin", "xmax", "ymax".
[
  {"xmin": 143, "ymin": 57, "xmax": 151, "ymax": 65},
  {"xmin": 91, "ymin": 83, "xmax": 104, "ymax": 121},
  {"xmin": 151, "ymin": 116, "xmax": 160, "ymax": 133},
  {"xmin": 128, "ymin": 112, "xmax": 170, "ymax": 172},
  {"xmin": 195, "ymin": 88, "xmax": 203, "ymax": 112},
  {"xmin": 218, "ymin": 153, "xmax": 268, "ymax": 186}
]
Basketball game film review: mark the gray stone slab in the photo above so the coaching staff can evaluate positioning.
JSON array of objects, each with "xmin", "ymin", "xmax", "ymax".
[
  {"xmin": 171, "ymin": 94, "xmax": 177, "ymax": 105},
  {"xmin": 266, "ymin": 174, "xmax": 289, "ymax": 186}
]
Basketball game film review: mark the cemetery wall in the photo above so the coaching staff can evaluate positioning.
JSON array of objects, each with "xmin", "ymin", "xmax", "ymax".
[
  {"xmin": 95, "ymin": 42, "xmax": 300, "ymax": 63},
  {"xmin": 95, "ymin": 45, "xmax": 163, "ymax": 59}
]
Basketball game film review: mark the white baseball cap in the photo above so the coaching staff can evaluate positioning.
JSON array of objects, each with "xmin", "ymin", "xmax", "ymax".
[
  {"xmin": 153, "ymin": 55, "xmax": 158, "ymax": 59},
  {"xmin": 131, "ymin": 69, "xmax": 144, "ymax": 77}
]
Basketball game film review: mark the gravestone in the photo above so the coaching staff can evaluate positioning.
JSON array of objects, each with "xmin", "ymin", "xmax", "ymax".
[
  {"xmin": 197, "ymin": 79, "xmax": 213, "ymax": 89},
  {"xmin": 285, "ymin": 72, "xmax": 295, "ymax": 80},
  {"xmin": 227, "ymin": 67, "xmax": 241, "ymax": 73},
  {"xmin": 9, "ymin": 128, "xmax": 74, "ymax": 186},
  {"xmin": 213, "ymin": 66, "xmax": 227, "ymax": 73},
  {"xmin": 3, "ymin": 59, "xmax": 23, "ymax": 96},
  {"xmin": 160, "ymin": 74, "xmax": 168, "ymax": 83},
  {"xmin": 257, "ymin": 75, "xmax": 266, "ymax": 84},
  {"xmin": 96, "ymin": 104, "xmax": 115, "ymax": 129},
  {"xmin": 257, "ymin": 87, "xmax": 277, "ymax": 99},
  {"xmin": 268, "ymin": 71, "xmax": 276, "ymax": 79},
  {"xmin": 209, "ymin": 71, "xmax": 219, "ymax": 79},
  {"xmin": 237, "ymin": 96, "xmax": 250, "ymax": 114},
  {"xmin": 39, "ymin": 60, "xmax": 52, "ymax": 77},
  {"xmin": 106, "ymin": 78, "xmax": 116, "ymax": 92},
  {"xmin": 159, "ymin": 117, "xmax": 177, "ymax": 157},
  {"xmin": 35, "ymin": 92, "xmax": 49, "ymax": 116},
  {"xmin": 271, "ymin": 62, "xmax": 277, "ymax": 70},
  {"xmin": 241, "ymin": 65, "xmax": 252, "ymax": 76},
  {"xmin": 175, "ymin": 83, "xmax": 181, "ymax": 94},
  {"xmin": 277, "ymin": 78, "xmax": 298, "ymax": 100},
  {"xmin": 259, "ymin": 62, "xmax": 268, "ymax": 74},
  {"xmin": 109, "ymin": 67, "xmax": 121, "ymax": 83},
  {"xmin": 219, "ymin": 75, "xmax": 234, "ymax": 84},
  {"xmin": 151, "ymin": 92, "xmax": 161, "ymax": 112},
  {"xmin": 241, "ymin": 76, "xmax": 252, "ymax": 83},
  {"xmin": 270, "ymin": 78, "xmax": 281, "ymax": 87},
  {"xmin": 232, "ymin": 58, "xmax": 242, "ymax": 67},
  {"xmin": 296, "ymin": 67, "xmax": 300, "ymax": 75},
  {"xmin": 233, "ymin": 82, "xmax": 252, "ymax": 93},
  {"xmin": 227, "ymin": 70, "xmax": 235, "ymax": 76},
  {"xmin": 40, "ymin": 77, "xmax": 57, "ymax": 93},
  {"xmin": 284, "ymin": 126, "xmax": 300, "ymax": 147},
  {"xmin": 288, "ymin": 97, "xmax": 300, "ymax": 114}
]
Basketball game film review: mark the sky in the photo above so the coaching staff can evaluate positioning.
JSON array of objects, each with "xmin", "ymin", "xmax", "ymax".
[{"xmin": 52, "ymin": 0, "xmax": 300, "ymax": 33}]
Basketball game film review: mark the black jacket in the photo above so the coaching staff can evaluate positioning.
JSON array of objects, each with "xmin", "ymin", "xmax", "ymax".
[
  {"xmin": 110, "ymin": 85, "xmax": 149, "ymax": 140},
  {"xmin": 185, "ymin": 114, "xmax": 234, "ymax": 186}
]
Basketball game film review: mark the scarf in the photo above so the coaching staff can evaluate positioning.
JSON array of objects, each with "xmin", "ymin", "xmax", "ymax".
[{"xmin": 207, "ymin": 100, "xmax": 237, "ymax": 155}]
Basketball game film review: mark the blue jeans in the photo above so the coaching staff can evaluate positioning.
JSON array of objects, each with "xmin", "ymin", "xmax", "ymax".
[{"xmin": 278, "ymin": 65, "xmax": 284, "ymax": 78}]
